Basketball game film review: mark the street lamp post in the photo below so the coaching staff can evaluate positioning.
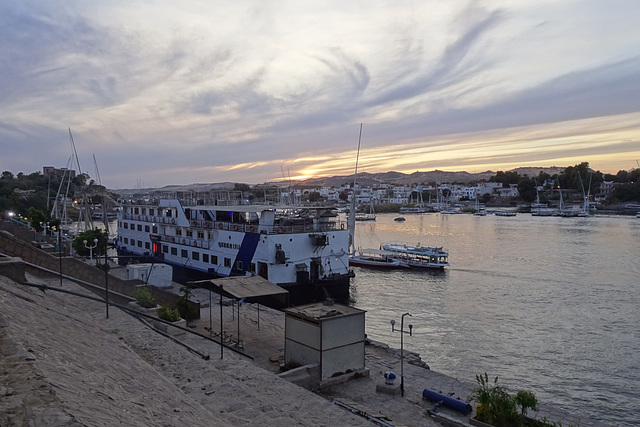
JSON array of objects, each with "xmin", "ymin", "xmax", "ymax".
[
  {"xmin": 83, "ymin": 238, "xmax": 98, "ymax": 266},
  {"xmin": 391, "ymin": 312, "xmax": 413, "ymax": 397}
]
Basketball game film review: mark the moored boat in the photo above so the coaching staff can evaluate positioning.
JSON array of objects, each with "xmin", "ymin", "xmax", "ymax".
[
  {"xmin": 349, "ymin": 249, "xmax": 410, "ymax": 269},
  {"xmin": 381, "ymin": 242, "xmax": 449, "ymax": 269},
  {"xmin": 116, "ymin": 198, "xmax": 353, "ymax": 305},
  {"xmin": 494, "ymin": 210, "xmax": 517, "ymax": 217}
]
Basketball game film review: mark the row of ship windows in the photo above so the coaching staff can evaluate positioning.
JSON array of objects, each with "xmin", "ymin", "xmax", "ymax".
[
  {"xmin": 120, "ymin": 236, "xmax": 254, "ymax": 272},
  {"xmin": 119, "ymin": 221, "xmax": 207, "ymax": 239},
  {"xmin": 126, "ymin": 207, "xmax": 173, "ymax": 217}
]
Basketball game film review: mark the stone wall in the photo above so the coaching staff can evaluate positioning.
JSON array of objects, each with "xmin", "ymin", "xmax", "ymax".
[
  {"xmin": 0, "ymin": 257, "xmax": 26, "ymax": 284},
  {"xmin": 0, "ymin": 226, "xmax": 199, "ymax": 317}
]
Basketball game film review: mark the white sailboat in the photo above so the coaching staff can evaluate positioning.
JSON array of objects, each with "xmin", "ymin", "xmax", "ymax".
[
  {"xmin": 355, "ymin": 199, "xmax": 376, "ymax": 221},
  {"xmin": 347, "ymin": 125, "xmax": 404, "ymax": 270},
  {"xmin": 473, "ymin": 196, "xmax": 486, "ymax": 216}
]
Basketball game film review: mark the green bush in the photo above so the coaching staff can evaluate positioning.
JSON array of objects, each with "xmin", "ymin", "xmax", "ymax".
[
  {"xmin": 470, "ymin": 373, "xmax": 557, "ymax": 427},
  {"xmin": 133, "ymin": 287, "xmax": 156, "ymax": 308},
  {"xmin": 157, "ymin": 305, "xmax": 181, "ymax": 322}
]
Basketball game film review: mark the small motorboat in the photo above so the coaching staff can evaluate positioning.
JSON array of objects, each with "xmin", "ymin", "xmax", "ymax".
[{"xmin": 394, "ymin": 217, "xmax": 406, "ymax": 222}]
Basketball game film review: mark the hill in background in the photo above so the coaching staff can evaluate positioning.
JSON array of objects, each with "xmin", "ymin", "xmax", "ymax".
[{"xmin": 114, "ymin": 167, "xmax": 565, "ymax": 194}]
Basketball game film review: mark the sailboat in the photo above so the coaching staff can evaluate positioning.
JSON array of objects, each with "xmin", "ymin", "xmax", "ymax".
[
  {"xmin": 531, "ymin": 180, "xmax": 554, "ymax": 216},
  {"xmin": 347, "ymin": 125, "xmax": 407, "ymax": 269},
  {"xmin": 399, "ymin": 185, "xmax": 429, "ymax": 213},
  {"xmin": 473, "ymin": 195, "xmax": 486, "ymax": 216},
  {"xmin": 355, "ymin": 199, "xmax": 376, "ymax": 221},
  {"xmin": 68, "ymin": 129, "xmax": 94, "ymax": 232}
]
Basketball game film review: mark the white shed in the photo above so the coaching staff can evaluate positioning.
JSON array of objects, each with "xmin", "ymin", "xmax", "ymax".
[
  {"xmin": 283, "ymin": 302, "xmax": 366, "ymax": 381},
  {"xmin": 126, "ymin": 263, "xmax": 173, "ymax": 288}
]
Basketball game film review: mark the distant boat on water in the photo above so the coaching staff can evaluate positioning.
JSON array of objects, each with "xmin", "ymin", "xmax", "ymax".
[
  {"xmin": 381, "ymin": 242, "xmax": 449, "ymax": 269},
  {"xmin": 355, "ymin": 200, "xmax": 376, "ymax": 221},
  {"xmin": 349, "ymin": 248, "xmax": 410, "ymax": 269}
]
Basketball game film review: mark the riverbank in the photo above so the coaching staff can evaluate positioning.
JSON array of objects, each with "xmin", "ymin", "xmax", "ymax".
[{"xmin": 0, "ymin": 265, "xmax": 608, "ymax": 426}]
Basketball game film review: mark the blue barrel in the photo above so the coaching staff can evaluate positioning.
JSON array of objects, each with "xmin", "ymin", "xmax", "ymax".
[{"xmin": 422, "ymin": 389, "xmax": 472, "ymax": 415}]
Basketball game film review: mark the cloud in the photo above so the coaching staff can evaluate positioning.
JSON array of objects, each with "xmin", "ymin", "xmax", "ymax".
[
  {"xmin": 1, "ymin": 1, "xmax": 640, "ymax": 187},
  {"xmin": 366, "ymin": 5, "xmax": 504, "ymax": 108}
]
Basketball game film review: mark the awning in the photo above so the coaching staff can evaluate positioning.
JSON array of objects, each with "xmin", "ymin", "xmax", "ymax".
[{"xmin": 189, "ymin": 275, "xmax": 289, "ymax": 303}]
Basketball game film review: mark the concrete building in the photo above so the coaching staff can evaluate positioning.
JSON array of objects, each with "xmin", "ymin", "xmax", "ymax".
[
  {"xmin": 126, "ymin": 263, "xmax": 173, "ymax": 288},
  {"xmin": 283, "ymin": 302, "xmax": 366, "ymax": 381}
]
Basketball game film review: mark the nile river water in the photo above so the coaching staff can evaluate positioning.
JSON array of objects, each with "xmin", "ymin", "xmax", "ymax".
[{"xmin": 350, "ymin": 212, "xmax": 639, "ymax": 426}]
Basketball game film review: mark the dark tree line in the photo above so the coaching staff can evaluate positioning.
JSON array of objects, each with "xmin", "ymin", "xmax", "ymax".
[{"xmin": 489, "ymin": 162, "xmax": 640, "ymax": 204}]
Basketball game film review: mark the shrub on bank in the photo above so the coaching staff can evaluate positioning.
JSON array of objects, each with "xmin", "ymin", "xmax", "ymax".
[
  {"xmin": 157, "ymin": 305, "xmax": 181, "ymax": 322},
  {"xmin": 470, "ymin": 373, "xmax": 566, "ymax": 427},
  {"xmin": 133, "ymin": 287, "xmax": 156, "ymax": 308}
]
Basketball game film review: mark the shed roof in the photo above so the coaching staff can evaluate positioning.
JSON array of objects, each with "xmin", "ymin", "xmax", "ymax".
[
  {"xmin": 284, "ymin": 302, "xmax": 365, "ymax": 321},
  {"xmin": 190, "ymin": 275, "xmax": 288, "ymax": 302}
]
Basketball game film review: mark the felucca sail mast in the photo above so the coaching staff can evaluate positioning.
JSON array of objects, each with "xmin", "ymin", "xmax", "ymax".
[
  {"xmin": 69, "ymin": 128, "xmax": 93, "ymax": 232},
  {"xmin": 347, "ymin": 124, "xmax": 362, "ymax": 256}
]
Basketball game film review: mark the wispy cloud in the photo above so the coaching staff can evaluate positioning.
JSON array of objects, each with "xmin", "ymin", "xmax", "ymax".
[{"xmin": 1, "ymin": 1, "xmax": 639, "ymax": 188}]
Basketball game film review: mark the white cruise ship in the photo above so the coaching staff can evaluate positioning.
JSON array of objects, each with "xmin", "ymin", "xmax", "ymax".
[{"xmin": 116, "ymin": 198, "xmax": 353, "ymax": 305}]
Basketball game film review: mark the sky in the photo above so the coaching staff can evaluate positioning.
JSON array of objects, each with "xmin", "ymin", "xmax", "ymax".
[{"xmin": 1, "ymin": 1, "xmax": 640, "ymax": 189}]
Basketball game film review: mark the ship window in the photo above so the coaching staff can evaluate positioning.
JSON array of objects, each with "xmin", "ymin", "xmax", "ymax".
[
  {"xmin": 134, "ymin": 207, "xmax": 139, "ymax": 214},
  {"xmin": 171, "ymin": 247, "xmax": 177, "ymax": 255},
  {"xmin": 137, "ymin": 224, "xmax": 142, "ymax": 231},
  {"xmin": 203, "ymin": 254, "xmax": 209, "ymax": 263},
  {"xmin": 149, "ymin": 208, "xmax": 154, "ymax": 216},
  {"xmin": 145, "ymin": 225, "xmax": 150, "ymax": 232},
  {"xmin": 186, "ymin": 230, "xmax": 193, "ymax": 237},
  {"xmin": 176, "ymin": 229, "xmax": 182, "ymax": 236},
  {"xmin": 145, "ymin": 242, "xmax": 150, "ymax": 250},
  {"xmin": 137, "ymin": 241, "xmax": 142, "ymax": 248},
  {"xmin": 211, "ymin": 255, "xmax": 218, "ymax": 264},
  {"xmin": 181, "ymin": 249, "xmax": 188, "ymax": 258},
  {"xmin": 124, "ymin": 237, "xmax": 129, "ymax": 244},
  {"xmin": 124, "ymin": 223, "xmax": 128, "ymax": 229},
  {"xmin": 248, "ymin": 263, "xmax": 256, "ymax": 273},
  {"xmin": 152, "ymin": 226, "xmax": 158, "ymax": 233},
  {"xmin": 162, "ymin": 245, "xmax": 168, "ymax": 253},
  {"xmin": 235, "ymin": 260, "xmax": 243, "ymax": 270},
  {"xmin": 224, "ymin": 258, "xmax": 231, "ymax": 267},
  {"xmin": 192, "ymin": 251, "xmax": 200, "ymax": 261},
  {"xmin": 197, "ymin": 231, "xmax": 204, "ymax": 239}
]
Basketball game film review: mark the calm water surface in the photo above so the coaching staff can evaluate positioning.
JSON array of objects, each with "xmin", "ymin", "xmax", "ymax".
[{"xmin": 350, "ymin": 213, "xmax": 640, "ymax": 426}]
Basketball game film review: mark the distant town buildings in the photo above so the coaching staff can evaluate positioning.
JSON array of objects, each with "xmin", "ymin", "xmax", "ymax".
[{"xmin": 289, "ymin": 180, "xmax": 519, "ymax": 205}]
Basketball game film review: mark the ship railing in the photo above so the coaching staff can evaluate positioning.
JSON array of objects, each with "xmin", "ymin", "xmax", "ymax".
[
  {"xmin": 121, "ymin": 213, "xmax": 178, "ymax": 225},
  {"xmin": 185, "ymin": 219, "xmax": 343, "ymax": 234},
  {"xmin": 159, "ymin": 234, "xmax": 208, "ymax": 248}
]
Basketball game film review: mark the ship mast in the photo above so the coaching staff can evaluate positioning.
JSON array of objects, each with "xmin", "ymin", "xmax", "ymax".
[{"xmin": 347, "ymin": 124, "xmax": 362, "ymax": 256}]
